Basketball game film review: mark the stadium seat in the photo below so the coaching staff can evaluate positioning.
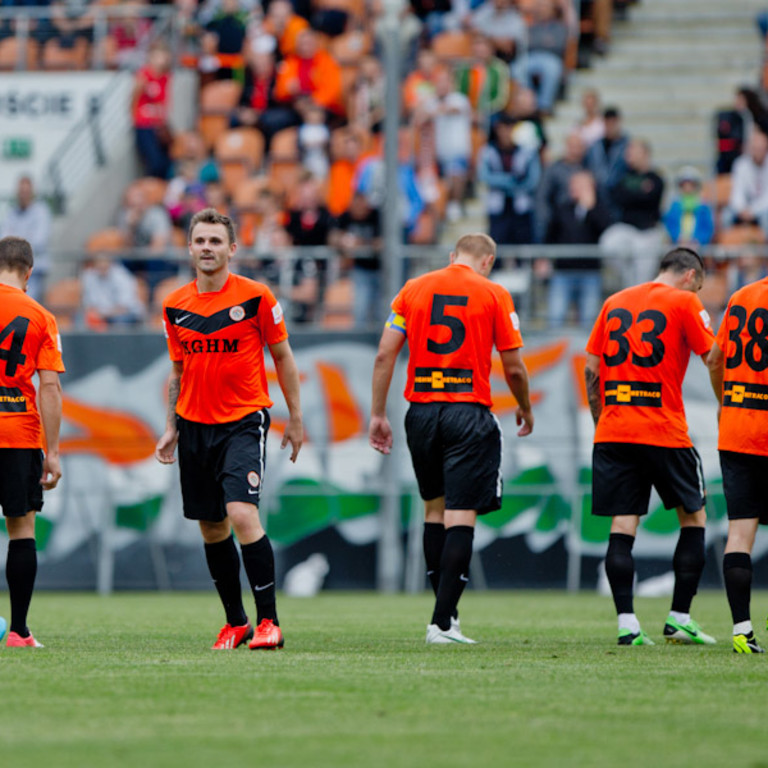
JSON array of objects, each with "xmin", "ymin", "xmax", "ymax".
[
  {"xmin": 269, "ymin": 127, "xmax": 300, "ymax": 162},
  {"xmin": 431, "ymin": 32, "xmax": 472, "ymax": 61},
  {"xmin": 198, "ymin": 80, "xmax": 243, "ymax": 149},
  {"xmin": 41, "ymin": 38, "xmax": 90, "ymax": 70},
  {"xmin": 44, "ymin": 277, "xmax": 82, "ymax": 329},
  {"xmin": 702, "ymin": 174, "xmax": 732, "ymax": 209},
  {"xmin": 214, "ymin": 128, "xmax": 265, "ymax": 196},
  {"xmin": 232, "ymin": 175, "xmax": 271, "ymax": 211},
  {"xmin": 330, "ymin": 31, "xmax": 371, "ymax": 64},
  {"xmin": 322, "ymin": 277, "xmax": 354, "ymax": 328},
  {"xmin": 717, "ymin": 225, "xmax": 767, "ymax": 246},
  {"xmin": 127, "ymin": 177, "xmax": 168, "ymax": 207},
  {"xmin": 85, "ymin": 228, "xmax": 127, "ymax": 253},
  {"xmin": 268, "ymin": 160, "xmax": 303, "ymax": 203},
  {"xmin": 0, "ymin": 37, "xmax": 38, "ymax": 70},
  {"xmin": 313, "ymin": 0, "xmax": 365, "ymax": 21}
]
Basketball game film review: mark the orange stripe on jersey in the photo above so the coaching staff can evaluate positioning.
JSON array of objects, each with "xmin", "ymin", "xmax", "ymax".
[
  {"xmin": 0, "ymin": 284, "xmax": 65, "ymax": 449},
  {"xmin": 163, "ymin": 273, "xmax": 288, "ymax": 424},
  {"xmin": 391, "ymin": 263, "xmax": 523, "ymax": 406},
  {"xmin": 715, "ymin": 276, "xmax": 768, "ymax": 456},
  {"xmin": 586, "ymin": 281, "xmax": 713, "ymax": 448}
]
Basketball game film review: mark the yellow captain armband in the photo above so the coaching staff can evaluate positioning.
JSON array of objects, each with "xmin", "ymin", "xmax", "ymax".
[{"xmin": 385, "ymin": 311, "xmax": 407, "ymax": 335}]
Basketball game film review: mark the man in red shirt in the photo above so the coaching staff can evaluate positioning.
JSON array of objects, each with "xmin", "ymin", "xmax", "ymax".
[
  {"xmin": 369, "ymin": 233, "xmax": 534, "ymax": 644},
  {"xmin": 0, "ymin": 237, "xmax": 64, "ymax": 648},
  {"xmin": 585, "ymin": 247, "xmax": 715, "ymax": 646},
  {"xmin": 708, "ymin": 275, "xmax": 768, "ymax": 653},
  {"xmin": 155, "ymin": 209, "xmax": 303, "ymax": 650}
]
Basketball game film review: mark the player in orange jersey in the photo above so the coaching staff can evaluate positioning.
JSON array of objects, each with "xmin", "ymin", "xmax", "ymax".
[
  {"xmin": 708, "ymin": 274, "xmax": 768, "ymax": 653},
  {"xmin": 369, "ymin": 233, "xmax": 534, "ymax": 644},
  {"xmin": 155, "ymin": 209, "xmax": 303, "ymax": 651},
  {"xmin": 0, "ymin": 237, "xmax": 64, "ymax": 648},
  {"xmin": 585, "ymin": 247, "xmax": 716, "ymax": 647}
]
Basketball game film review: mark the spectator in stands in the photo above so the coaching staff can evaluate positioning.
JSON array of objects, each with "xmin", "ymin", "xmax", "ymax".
[
  {"xmin": 573, "ymin": 88, "xmax": 604, "ymax": 148},
  {"xmin": 274, "ymin": 28, "xmax": 344, "ymax": 121},
  {"xmin": 201, "ymin": 0, "xmax": 248, "ymax": 81},
  {"xmin": 402, "ymin": 47, "xmax": 444, "ymax": 117},
  {"xmin": 409, "ymin": 0, "xmax": 452, "ymax": 40},
  {"xmin": 131, "ymin": 41, "xmax": 173, "ymax": 180},
  {"xmin": 263, "ymin": 0, "xmax": 309, "ymax": 58},
  {"xmin": 492, "ymin": 86, "xmax": 548, "ymax": 154},
  {"xmin": 721, "ymin": 130, "xmax": 768, "ymax": 236},
  {"xmin": 327, "ymin": 129, "xmax": 364, "ymax": 217},
  {"xmin": 663, "ymin": 166, "xmax": 715, "ymax": 248},
  {"xmin": 580, "ymin": 0, "xmax": 614, "ymax": 56},
  {"xmin": 81, "ymin": 253, "xmax": 146, "ymax": 328},
  {"xmin": 526, "ymin": 0, "xmax": 568, "ymax": 116},
  {"xmin": 599, "ymin": 138, "xmax": 665, "ymax": 286},
  {"xmin": 455, "ymin": 33, "xmax": 510, "ymax": 124},
  {"xmin": 471, "ymin": 0, "xmax": 528, "ymax": 82},
  {"xmin": 477, "ymin": 116, "xmax": 541, "ymax": 245},
  {"xmin": 0, "ymin": 176, "xmax": 52, "ymax": 303},
  {"xmin": 543, "ymin": 170, "xmax": 610, "ymax": 328},
  {"xmin": 109, "ymin": 1, "xmax": 153, "ymax": 70},
  {"xmin": 534, "ymin": 131, "xmax": 586, "ymax": 243},
  {"xmin": 715, "ymin": 88, "xmax": 768, "ymax": 174},
  {"xmin": 164, "ymin": 159, "xmax": 208, "ymax": 230},
  {"xmin": 331, "ymin": 191, "xmax": 382, "ymax": 327},
  {"xmin": 349, "ymin": 56, "xmax": 386, "ymax": 134},
  {"xmin": 299, "ymin": 102, "xmax": 331, "ymax": 181},
  {"xmin": 49, "ymin": 0, "xmax": 94, "ymax": 48},
  {"xmin": 585, "ymin": 106, "xmax": 628, "ymax": 211}
]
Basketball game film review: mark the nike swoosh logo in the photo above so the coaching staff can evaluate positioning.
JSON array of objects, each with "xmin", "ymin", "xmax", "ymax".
[
  {"xmin": 176, "ymin": 314, "xmax": 191, "ymax": 323},
  {"xmin": 459, "ymin": 575, "xmax": 469, "ymax": 582},
  {"xmin": 248, "ymin": 488, "xmax": 259, "ymax": 495},
  {"xmin": 254, "ymin": 582, "xmax": 274, "ymax": 591}
]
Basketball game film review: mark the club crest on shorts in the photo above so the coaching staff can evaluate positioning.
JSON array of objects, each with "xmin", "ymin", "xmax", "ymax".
[
  {"xmin": 247, "ymin": 471, "xmax": 260, "ymax": 488},
  {"xmin": 229, "ymin": 305, "xmax": 245, "ymax": 322}
]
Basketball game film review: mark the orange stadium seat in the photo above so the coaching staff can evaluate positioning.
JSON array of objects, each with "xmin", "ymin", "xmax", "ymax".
[
  {"xmin": 232, "ymin": 175, "xmax": 270, "ymax": 211},
  {"xmin": 198, "ymin": 79, "xmax": 243, "ymax": 148},
  {"xmin": 214, "ymin": 128, "xmax": 265, "ymax": 196},
  {"xmin": 268, "ymin": 160, "xmax": 303, "ymax": 203},
  {"xmin": 330, "ymin": 31, "xmax": 371, "ymax": 65},
  {"xmin": 44, "ymin": 277, "xmax": 81, "ymax": 329},
  {"xmin": 313, "ymin": 0, "xmax": 365, "ymax": 21},
  {"xmin": 322, "ymin": 277, "xmax": 354, "ymax": 328},
  {"xmin": 41, "ymin": 38, "xmax": 90, "ymax": 70},
  {"xmin": 269, "ymin": 127, "xmax": 300, "ymax": 162},
  {"xmin": 432, "ymin": 32, "xmax": 472, "ymax": 61},
  {"xmin": 127, "ymin": 177, "xmax": 168, "ymax": 207},
  {"xmin": 717, "ymin": 225, "xmax": 767, "ymax": 246},
  {"xmin": 0, "ymin": 37, "xmax": 38, "ymax": 70},
  {"xmin": 85, "ymin": 228, "xmax": 127, "ymax": 253}
]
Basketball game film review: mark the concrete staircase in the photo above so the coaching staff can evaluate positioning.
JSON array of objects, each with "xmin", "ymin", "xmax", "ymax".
[{"xmin": 441, "ymin": 0, "xmax": 767, "ymax": 245}]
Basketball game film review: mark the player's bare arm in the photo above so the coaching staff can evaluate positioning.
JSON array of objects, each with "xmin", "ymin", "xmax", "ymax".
[
  {"xmin": 369, "ymin": 327, "xmax": 406, "ymax": 454},
  {"xmin": 584, "ymin": 353, "xmax": 602, "ymax": 426},
  {"xmin": 269, "ymin": 338, "xmax": 303, "ymax": 463},
  {"xmin": 706, "ymin": 342, "xmax": 724, "ymax": 420},
  {"xmin": 37, "ymin": 369, "xmax": 62, "ymax": 490},
  {"xmin": 499, "ymin": 347, "xmax": 534, "ymax": 436},
  {"xmin": 155, "ymin": 360, "xmax": 182, "ymax": 464}
]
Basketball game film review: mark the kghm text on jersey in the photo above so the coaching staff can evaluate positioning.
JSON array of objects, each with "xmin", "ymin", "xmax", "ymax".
[
  {"xmin": 604, "ymin": 380, "xmax": 662, "ymax": 407},
  {"xmin": 180, "ymin": 338, "xmax": 240, "ymax": 354},
  {"xmin": 723, "ymin": 381, "xmax": 768, "ymax": 410},
  {"xmin": 414, "ymin": 367, "xmax": 473, "ymax": 392}
]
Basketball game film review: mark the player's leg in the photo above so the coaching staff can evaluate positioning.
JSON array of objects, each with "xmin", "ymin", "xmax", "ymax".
[
  {"xmin": 423, "ymin": 497, "xmax": 446, "ymax": 599},
  {"xmin": 724, "ymin": 518, "xmax": 762, "ymax": 653}
]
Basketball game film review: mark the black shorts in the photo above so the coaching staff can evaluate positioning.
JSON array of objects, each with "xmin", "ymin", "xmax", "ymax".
[
  {"xmin": 405, "ymin": 402, "xmax": 502, "ymax": 514},
  {"xmin": 720, "ymin": 450, "xmax": 768, "ymax": 524},
  {"xmin": 0, "ymin": 448, "xmax": 43, "ymax": 517},
  {"xmin": 592, "ymin": 442, "xmax": 705, "ymax": 517},
  {"xmin": 177, "ymin": 410, "xmax": 270, "ymax": 522}
]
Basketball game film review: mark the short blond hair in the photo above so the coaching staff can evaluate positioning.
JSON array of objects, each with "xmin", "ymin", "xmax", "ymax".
[{"xmin": 454, "ymin": 233, "xmax": 496, "ymax": 261}]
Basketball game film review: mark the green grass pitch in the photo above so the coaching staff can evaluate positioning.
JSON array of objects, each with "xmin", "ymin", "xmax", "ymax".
[{"xmin": 2, "ymin": 590, "xmax": 767, "ymax": 768}]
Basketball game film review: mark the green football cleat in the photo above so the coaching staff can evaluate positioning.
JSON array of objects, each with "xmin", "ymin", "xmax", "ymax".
[
  {"xmin": 617, "ymin": 629, "xmax": 655, "ymax": 646},
  {"xmin": 663, "ymin": 617, "xmax": 716, "ymax": 645},
  {"xmin": 733, "ymin": 633, "xmax": 765, "ymax": 654}
]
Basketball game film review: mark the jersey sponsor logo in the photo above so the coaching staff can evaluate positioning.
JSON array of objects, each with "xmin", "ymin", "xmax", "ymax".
[
  {"xmin": 723, "ymin": 381, "xmax": 768, "ymax": 410},
  {"xmin": 604, "ymin": 380, "xmax": 662, "ymax": 407},
  {"xmin": 510, "ymin": 311, "xmax": 520, "ymax": 331},
  {"xmin": 413, "ymin": 367, "xmax": 473, "ymax": 393},
  {"xmin": 0, "ymin": 386, "xmax": 27, "ymax": 412},
  {"xmin": 272, "ymin": 302, "xmax": 284, "ymax": 325},
  {"xmin": 180, "ymin": 338, "xmax": 239, "ymax": 355},
  {"xmin": 166, "ymin": 296, "xmax": 262, "ymax": 335},
  {"xmin": 699, "ymin": 309, "xmax": 711, "ymax": 329},
  {"xmin": 247, "ymin": 471, "xmax": 260, "ymax": 487}
]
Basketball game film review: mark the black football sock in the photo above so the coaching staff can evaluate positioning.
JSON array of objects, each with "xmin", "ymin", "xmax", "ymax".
[
  {"xmin": 605, "ymin": 533, "xmax": 635, "ymax": 615},
  {"xmin": 7, "ymin": 538, "xmax": 37, "ymax": 637},
  {"xmin": 423, "ymin": 522, "xmax": 445, "ymax": 597},
  {"xmin": 723, "ymin": 551, "xmax": 752, "ymax": 625},
  {"xmin": 671, "ymin": 526, "xmax": 705, "ymax": 614},
  {"xmin": 241, "ymin": 536, "xmax": 278, "ymax": 626},
  {"xmin": 431, "ymin": 526, "xmax": 474, "ymax": 631},
  {"xmin": 204, "ymin": 535, "xmax": 248, "ymax": 627}
]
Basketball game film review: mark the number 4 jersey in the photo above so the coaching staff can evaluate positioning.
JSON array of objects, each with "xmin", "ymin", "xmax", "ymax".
[
  {"xmin": 715, "ymin": 277, "xmax": 768, "ymax": 456},
  {"xmin": 587, "ymin": 282, "xmax": 713, "ymax": 448},
  {"xmin": 0, "ymin": 284, "xmax": 65, "ymax": 449},
  {"xmin": 388, "ymin": 263, "xmax": 523, "ymax": 406}
]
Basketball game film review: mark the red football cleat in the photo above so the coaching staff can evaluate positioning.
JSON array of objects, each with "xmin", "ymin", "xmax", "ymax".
[
  {"xmin": 211, "ymin": 622, "xmax": 253, "ymax": 650},
  {"xmin": 6, "ymin": 631, "xmax": 44, "ymax": 648},
  {"xmin": 248, "ymin": 619, "xmax": 284, "ymax": 650}
]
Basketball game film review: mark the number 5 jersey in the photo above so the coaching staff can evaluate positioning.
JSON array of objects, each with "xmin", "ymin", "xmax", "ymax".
[
  {"xmin": 587, "ymin": 282, "xmax": 714, "ymax": 448},
  {"xmin": 715, "ymin": 277, "xmax": 768, "ymax": 456},
  {"xmin": 387, "ymin": 262, "xmax": 524, "ymax": 406},
  {"xmin": 0, "ymin": 283, "xmax": 65, "ymax": 449}
]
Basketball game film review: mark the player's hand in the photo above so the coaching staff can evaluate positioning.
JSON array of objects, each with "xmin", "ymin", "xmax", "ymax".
[
  {"xmin": 369, "ymin": 416, "xmax": 393, "ymax": 454},
  {"xmin": 155, "ymin": 428, "xmax": 179, "ymax": 464},
  {"xmin": 281, "ymin": 414, "xmax": 303, "ymax": 463},
  {"xmin": 41, "ymin": 452, "xmax": 62, "ymax": 490},
  {"xmin": 515, "ymin": 407, "xmax": 534, "ymax": 437}
]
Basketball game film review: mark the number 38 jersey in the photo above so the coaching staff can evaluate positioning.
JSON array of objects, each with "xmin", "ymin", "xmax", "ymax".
[
  {"xmin": 0, "ymin": 284, "xmax": 65, "ymax": 449},
  {"xmin": 389, "ymin": 263, "xmax": 523, "ymax": 406},
  {"xmin": 715, "ymin": 277, "xmax": 768, "ymax": 456},
  {"xmin": 587, "ymin": 282, "xmax": 713, "ymax": 448}
]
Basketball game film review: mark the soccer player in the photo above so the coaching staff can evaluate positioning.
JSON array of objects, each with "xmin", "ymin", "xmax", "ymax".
[
  {"xmin": 369, "ymin": 233, "xmax": 534, "ymax": 644},
  {"xmin": 707, "ymin": 275, "xmax": 768, "ymax": 653},
  {"xmin": 155, "ymin": 209, "xmax": 303, "ymax": 650},
  {"xmin": 585, "ymin": 247, "xmax": 716, "ymax": 646},
  {"xmin": 0, "ymin": 236, "xmax": 64, "ymax": 648}
]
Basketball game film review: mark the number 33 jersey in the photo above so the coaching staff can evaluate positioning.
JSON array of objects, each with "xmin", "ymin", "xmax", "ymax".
[
  {"xmin": 0, "ymin": 284, "xmax": 65, "ymax": 449},
  {"xmin": 587, "ymin": 282, "xmax": 714, "ymax": 448},
  {"xmin": 389, "ymin": 263, "xmax": 523, "ymax": 406},
  {"xmin": 715, "ymin": 277, "xmax": 768, "ymax": 456}
]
